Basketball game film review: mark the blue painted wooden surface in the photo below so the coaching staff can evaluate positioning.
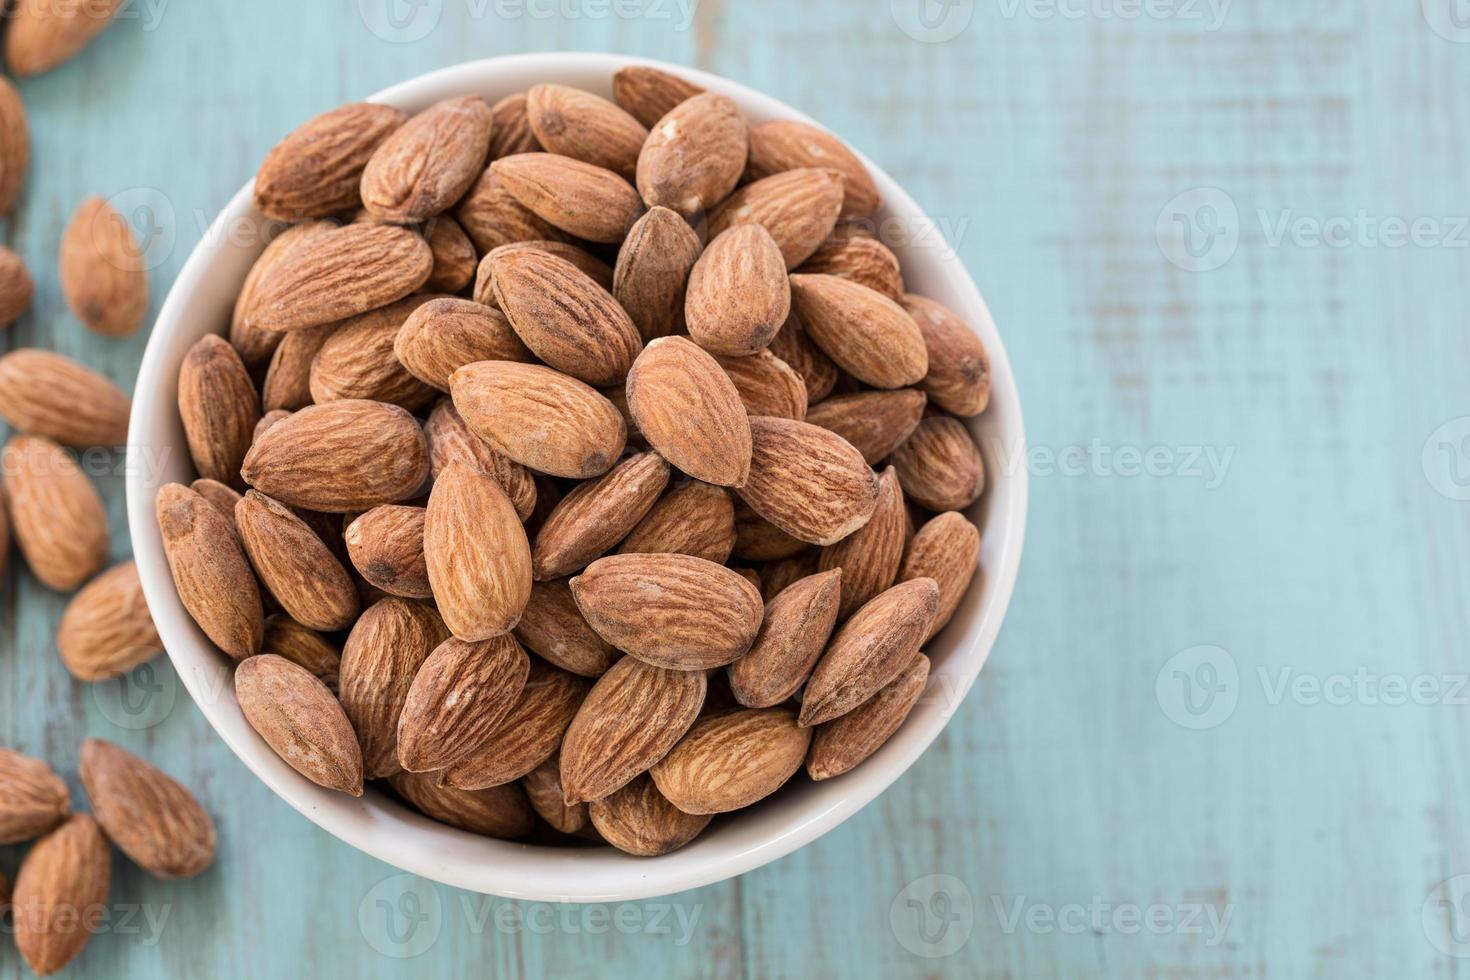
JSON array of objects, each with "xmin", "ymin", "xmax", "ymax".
[{"xmin": 4, "ymin": 0, "xmax": 1470, "ymax": 976}]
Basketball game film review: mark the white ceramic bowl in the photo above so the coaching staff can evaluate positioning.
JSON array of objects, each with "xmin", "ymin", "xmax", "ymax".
[{"xmin": 125, "ymin": 52, "xmax": 1027, "ymax": 902}]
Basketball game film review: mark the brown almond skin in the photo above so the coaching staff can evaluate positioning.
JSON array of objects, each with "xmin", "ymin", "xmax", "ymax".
[
  {"xmin": 79, "ymin": 739, "xmax": 216, "ymax": 879},
  {"xmin": 0, "ymin": 349, "xmax": 130, "ymax": 448},
  {"xmin": 521, "ymin": 754, "xmax": 587, "ymax": 834},
  {"xmin": 0, "ymin": 77, "xmax": 29, "ymax": 216},
  {"xmin": 361, "ymin": 95, "xmax": 493, "ymax": 223},
  {"xmin": 805, "ymin": 389, "xmax": 928, "ymax": 465},
  {"xmin": 396, "ymin": 634, "xmax": 531, "ymax": 772},
  {"xmin": 235, "ymin": 491, "xmax": 359, "ymax": 631},
  {"xmin": 244, "ymin": 222, "xmax": 432, "ymax": 333},
  {"xmin": 769, "ymin": 311, "xmax": 839, "ymax": 403},
  {"xmin": 789, "ymin": 273, "xmax": 928, "ymax": 389},
  {"xmin": 422, "ymin": 214, "xmax": 477, "ymax": 292},
  {"xmin": 443, "ymin": 658, "xmax": 590, "ymax": 789},
  {"xmin": 236, "ymin": 654, "xmax": 364, "ymax": 795},
  {"xmin": 388, "ymin": 772, "xmax": 534, "ymax": 840},
  {"xmin": 156, "ymin": 483, "xmax": 263, "ymax": 659},
  {"xmin": 261, "ymin": 322, "xmax": 336, "ymax": 412},
  {"xmin": 571, "ymin": 554, "xmax": 764, "ymax": 671},
  {"xmin": 650, "ymin": 707, "xmax": 811, "ymax": 814},
  {"xmin": 231, "ymin": 222, "xmax": 334, "ymax": 365},
  {"xmin": 454, "ymin": 166, "xmax": 564, "ymax": 254},
  {"xmin": 686, "ymin": 224, "xmax": 791, "ymax": 356},
  {"xmin": 746, "ymin": 119, "xmax": 880, "ymax": 219},
  {"xmin": 254, "ymin": 410, "xmax": 289, "ymax": 443},
  {"xmin": 626, "ymin": 336, "xmax": 752, "ymax": 487},
  {"xmin": 736, "ymin": 416, "xmax": 879, "ymax": 547},
  {"xmin": 395, "ymin": 298, "xmax": 532, "ymax": 391},
  {"xmin": 491, "ymin": 153, "xmax": 644, "ymax": 244},
  {"xmin": 890, "ymin": 415, "xmax": 987, "ymax": 512},
  {"xmin": 338, "ymin": 598, "xmax": 450, "ymax": 778},
  {"xmin": 0, "ymin": 748, "xmax": 70, "ymax": 844},
  {"xmin": 716, "ymin": 350, "xmax": 809, "ymax": 421},
  {"xmin": 0, "ymin": 244, "xmax": 34, "ymax": 327},
  {"xmin": 512, "ymin": 578, "xmax": 619, "ymax": 678},
  {"xmin": 57, "ymin": 560, "xmax": 161, "ymax": 682},
  {"xmin": 759, "ymin": 552, "xmax": 819, "ymax": 603},
  {"xmin": 900, "ymin": 511, "xmax": 981, "ymax": 642},
  {"xmin": 614, "ymin": 205, "xmax": 703, "ymax": 342},
  {"xmin": 261, "ymin": 615, "xmax": 342, "ymax": 688},
  {"xmin": 11, "ymin": 814, "xmax": 110, "ymax": 977},
  {"xmin": 618, "ymin": 481, "xmax": 735, "ymax": 564},
  {"xmin": 345, "ymin": 505, "xmax": 430, "ymax": 599},
  {"xmin": 732, "ymin": 498, "xmax": 809, "ymax": 562},
  {"xmin": 190, "ymin": 479, "xmax": 242, "ymax": 532},
  {"xmin": 533, "ymin": 452, "xmax": 669, "ymax": 580},
  {"xmin": 728, "ymin": 568, "xmax": 842, "ymax": 709},
  {"xmin": 799, "ymin": 235, "xmax": 904, "ymax": 300},
  {"xmin": 636, "ymin": 92, "xmax": 748, "ymax": 218},
  {"xmin": 254, "ymin": 102, "xmax": 407, "ymax": 219},
  {"xmin": 6, "ymin": 435, "xmax": 108, "ymax": 591},
  {"xmin": 903, "ymin": 293, "xmax": 992, "ymax": 417},
  {"xmin": 808, "ymin": 654, "xmax": 929, "ymax": 780},
  {"xmin": 559, "ymin": 656, "xmax": 706, "ymax": 804},
  {"xmin": 242, "ymin": 399, "xmax": 430, "ymax": 513},
  {"xmin": 425, "ymin": 462, "xmax": 533, "ymax": 641},
  {"xmin": 424, "ymin": 399, "xmax": 537, "ymax": 521},
  {"xmin": 612, "ymin": 65, "xmax": 705, "ymax": 128},
  {"xmin": 309, "ymin": 295, "xmax": 439, "ymax": 410},
  {"xmin": 488, "ymin": 92, "xmax": 542, "ymax": 159},
  {"xmin": 527, "ymin": 83, "xmax": 648, "ymax": 180},
  {"xmin": 489, "ymin": 248, "xmax": 643, "ymax": 386},
  {"xmin": 59, "ymin": 195, "xmax": 148, "ymax": 338},
  {"xmin": 475, "ymin": 240, "xmax": 614, "ymax": 308},
  {"xmin": 178, "ymin": 334, "xmax": 261, "ymax": 489},
  {"xmin": 589, "ymin": 774, "xmax": 711, "ymax": 856},
  {"xmin": 450, "ymin": 361, "xmax": 626, "ymax": 479},
  {"xmin": 708, "ymin": 168, "xmax": 844, "ymax": 270},
  {"xmin": 800, "ymin": 578, "xmax": 938, "ymax": 727},
  {"xmin": 818, "ymin": 466, "xmax": 906, "ymax": 619}
]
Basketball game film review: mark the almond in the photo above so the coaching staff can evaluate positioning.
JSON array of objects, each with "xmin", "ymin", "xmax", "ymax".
[
  {"xmin": 241, "ymin": 399, "xmax": 430, "ymax": 512},
  {"xmin": 450, "ymin": 361, "xmax": 626, "ymax": 479},
  {"xmin": 489, "ymin": 247, "xmax": 643, "ymax": 386},
  {"xmin": 650, "ymin": 707, "xmax": 810, "ymax": 814},
  {"xmin": 0, "ymin": 748, "xmax": 69, "ymax": 844},
  {"xmin": 11, "ymin": 814, "xmax": 110, "ymax": 977},
  {"xmin": 253, "ymin": 103, "xmax": 407, "ymax": 219},
  {"xmin": 746, "ymin": 119, "xmax": 880, "ymax": 219},
  {"xmin": 244, "ymin": 222, "xmax": 432, "ymax": 333},
  {"xmin": 589, "ymin": 774, "xmax": 710, "ymax": 856},
  {"xmin": 361, "ymin": 95, "xmax": 493, "ymax": 223},
  {"xmin": 759, "ymin": 552, "xmax": 819, "ymax": 602},
  {"xmin": 798, "ymin": 234, "xmax": 903, "ymax": 300},
  {"xmin": 396, "ymin": 634, "xmax": 531, "ymax": 772},
  {"xmin": 807, "ymin": 653, "xmax": 929, "ymax": 780},
  {"xmin": 231, "ymin": 222, "xmax": 334, "ymax": 366},
  {"xmin": 454, "ymin": 166, "xmax": 564, "ymax": 253},
  {"xmin": 5, "ymin": 435, "xmax": 108, "ymax": 591},
  {"xmin": 512, "ymin": 578, "xmax": 619, "ymax": 678},
  {"xmin": 423, "ymin": 399, "xmax": 537, "ymax": 520},
  {"xmin": 805, "ymin": 388, "xmax": 927, "ymax": 465},
  {"xmin": 715, "ymin": 349, "xmax": 808, "ymax": 420},
  {"xmin": 899, "ymin": 510, "xmax": 980, "ymax": 642},
  {"xmin": 79, "ymin": 738, "xmax": 216, "ymax": 879},
  {"xmin": 425, "ymin": 461, "xmax": 532, "ymax": 640},
  {"xmin": 686, "ymin": 224, "xmax": 790, "ymax": 355},
  {"xmin": 902, "ymin": 293, "xmax": 991, "ymax": 417},
  {"xmin": 571, "ymin": 553, "xmax": 763, "ymax": 670},
  {"xmin": 614, "ymin": 205, "xmax": 702, "ymax": 342},
  {"xmin": 626, "ymin": 336, "xmax": 752, "ymax": 486},
  {"xmin": 395, "ymin": 298, "xmax": 531, "ymax": 391},
  {"xmin": 0, "ymin": 245, "xmax": 33, "ymax": 326},
  {"xmin": 788, "ymin": 273, "xmax": 928, "ymax": 388},
  {"xmin": 488, "ymin": 92, "xmax": 542, "ymax": 159},
  {"xmin": 708, "ymin": 168, "xmax": 844, "ymax": 270},
  {"xmin": 521, "ymin": 754, "xmax": 587, "ymax": 834},
  {"xmin": 731, "ymin": 498, "xmax": 809, "ymax": 561},
  {"xmin": 190, "ymin": 479, "xmax": 242, "ymax": 531},
  {"xmin": 261, "ymin": 614, "xmax": 341, "ymax": 688},
  {"xmin": 728, "ymin": 568, "xmax": 842, "ymax": 708},
  {"xmin": 0, "ymin": 77, "xmax": 30, "ymax": 216},
  {"xmin": 155, "ymin": 483, "xmax": 263, "ymax": 658},
  {"xmin": 338, "ymin": 598, "xmax": 449, "ymax": 778},
  {"xmin": 559, "ymin": 656, "xmax": 706, "ymax": 804},
  {"xmin": 491, "ymin": 153, "xmax": 644, "ymax": 244},
  {"xmin": 736, "ymin": 416, "xmax": 879, "ymax": 546},
  {"xmin": 261, "ymin": 322, "xmax": 336, "ymax": 412},
  {"xmin": 254, "ymin": 410, "xmax": 288, "ymax": 443},
  {"xmin": 235, "ymin": 491, "xmax": 359, "ymax": 631},
  {"xmin": 56, "ymin": 560, "xmax": 161, "ymax": 682},
  {"xmin": 818, "ymin": 466, "xmax": 906, "ymax": 619},
  {"xmin": 235, "ymin": 654, "xmax": 364, "ymax": 795},
  {"xmin": 636, "ymin": 92, "xmax": 747, "ymax": 217},
  {"xmin": 422, "ymin": 214, "xmax": 477, "ymax": 292},
  {"xmin": 178, "ymin": 334, "xmax": 260, "ymax": 488},
  {"xmin": 474, "ymin": 239, "xmax": 613, "ymax": 307},
  {"xmin": 59, "ymin": 195, "xmax": 148, "ymax": 337},
  {"xmin": 611, "ymin": 65, "xmax": 704, "ymax": 128},
  {"xmin": 799, "ymin": 578, "xmax": 938, "ymax": 726},
  {"xmin": 344, "ymin": 505, "xmax": 430, "ymax": 599},
  {"xmin": 890, "ymin": 415, "xmax": 986, "ymax": 511},
  {"xmin": 442, "ymin": 658, "xmax": 589, "ymax": 789},
  {"xmin": 533, "ymin": 452, "xmax": 669, "ymax": 580},
  {"xmin": 618, "ymin": 480, "xmax": 735, "ymax": 564},
  {"xmin": 309, "ymin": 295, "xmax": 438, "ymax": 409},
  {"xmin": 5, "ymin": 0, "xmax": 121, "ymax": 77},
  {"xmin": 526, "ymin": 83, "xmax": 647, "ymax": 179},
  {"xmin": 0, "ymin": 349, "xmax": 129, "ymax": 447},
  {"xmin": 768, "ymin": 310, "xmax": 838, "ymax": 402},
  {"xmin": 387, "ymin": 771, "xmax": 533, "ymax": 839}
]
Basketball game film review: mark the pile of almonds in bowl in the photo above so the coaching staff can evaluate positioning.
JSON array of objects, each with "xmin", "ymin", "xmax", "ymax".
[{"xmin": 156, "ymin": 64, "xmax": 990, "ymax": 858}]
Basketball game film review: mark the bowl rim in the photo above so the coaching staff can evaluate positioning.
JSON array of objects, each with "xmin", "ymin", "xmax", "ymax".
[{"xmin": 125, "ymin": 51, "xmax": 1028, "ymax": 901}]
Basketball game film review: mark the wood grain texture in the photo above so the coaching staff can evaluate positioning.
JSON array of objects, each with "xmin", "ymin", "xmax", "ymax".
[{"xmin": 3, "ymin": 1, "xmax": 1465, "ymax": 977}]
